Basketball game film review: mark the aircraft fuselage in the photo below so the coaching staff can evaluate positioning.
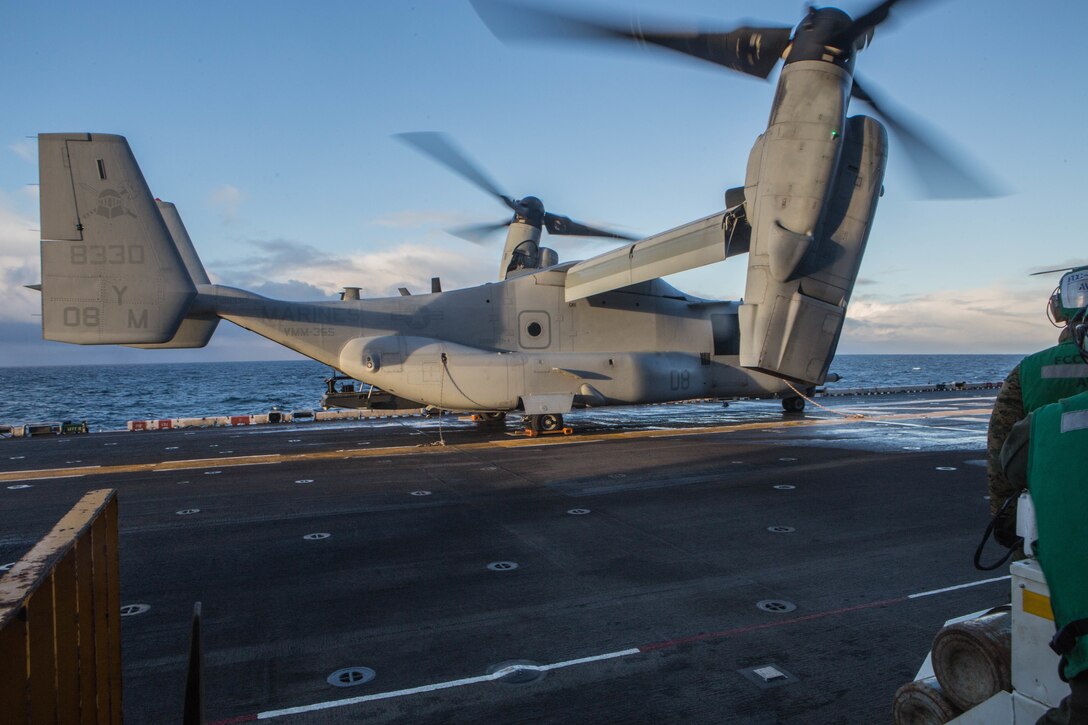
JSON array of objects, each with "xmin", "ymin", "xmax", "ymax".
[{"xmin": 201, "ymin": 266, "xmax": 793, "ymax": 413}]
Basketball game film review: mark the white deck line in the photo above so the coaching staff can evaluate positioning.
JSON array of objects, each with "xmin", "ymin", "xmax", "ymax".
[
  {"xmin": 908, "ymin": 575, "xmax": 1010, "ymax": 599},
  {"xmin": 256, "ymin": 648, "xmax": 642, "ymax": 719},
  {"xmin": 251, "ymin": 574, "xmax": 1014, "ymax": 720}
]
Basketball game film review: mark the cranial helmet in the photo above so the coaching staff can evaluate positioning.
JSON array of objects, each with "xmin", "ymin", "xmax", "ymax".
[
  {"xmin": 1065, "ymin": 268, "xmax": 1088, "ymax": 359},
  {"xmin": 1059, "ymin": 267, "xmax": 1088, "ymax": 322}
]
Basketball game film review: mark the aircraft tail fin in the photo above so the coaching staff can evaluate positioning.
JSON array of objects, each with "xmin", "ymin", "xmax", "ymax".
[
  {"xmin": 156, "ymin": 200, "xmax": 210, "ymax": 285},
  {"xmin": 125, "ymin": 201, "xmax": 219, "ymax": 349},
  {"xmin": 38, "ymin": 133, "xmax": 196, "ymax": 344}
]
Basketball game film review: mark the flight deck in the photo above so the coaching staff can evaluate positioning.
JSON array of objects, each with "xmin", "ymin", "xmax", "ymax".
[{"xmin": 0, "ymin": 389, "xmax": 1006, "ymax": 723}]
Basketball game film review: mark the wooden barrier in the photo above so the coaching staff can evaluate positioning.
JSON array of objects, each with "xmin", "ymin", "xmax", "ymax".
[{"xmin": 0, "ymin": 489, "xmax": 122, "ymax": 724}]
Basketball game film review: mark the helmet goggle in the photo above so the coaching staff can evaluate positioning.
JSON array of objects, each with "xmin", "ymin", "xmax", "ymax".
[{"xmin": 1059, "ymin": 268, "xmax": 1088, "ymax": 320}]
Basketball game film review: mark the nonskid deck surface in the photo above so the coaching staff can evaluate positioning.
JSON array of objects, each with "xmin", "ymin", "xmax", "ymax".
[{"xmin": 1, "ymin": 390, "xmax": 1003, "ymax": 723}]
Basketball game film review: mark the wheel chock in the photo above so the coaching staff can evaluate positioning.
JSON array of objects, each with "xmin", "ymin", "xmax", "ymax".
[{"xmin": 520, "ymin": 427, "xmax": 574, "ymax": 438}]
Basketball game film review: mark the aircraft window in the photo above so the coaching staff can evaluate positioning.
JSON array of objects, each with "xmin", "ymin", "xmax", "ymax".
[{"xmin": 527, "ymin": 322, "xmax": 542, "ymax": 337}]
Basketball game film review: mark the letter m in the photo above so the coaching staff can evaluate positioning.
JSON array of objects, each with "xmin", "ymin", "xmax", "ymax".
[{"xmin": 128, "ymin": 309, "xmax": 149, "ymax": 329}]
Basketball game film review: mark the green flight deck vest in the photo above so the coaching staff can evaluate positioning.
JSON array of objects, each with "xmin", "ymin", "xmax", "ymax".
[
  {"xmin": 1028, "ymin": 390, "xmax": 1088, "ymax": 680},
  {"xmin": 1020, "ymin": 341, "xmax": 1088, "ymax": 415}
]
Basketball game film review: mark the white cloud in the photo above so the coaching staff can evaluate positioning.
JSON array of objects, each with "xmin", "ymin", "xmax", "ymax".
[
  {"xmin": 841, "ymin": 283, "xmax": 1062, "ymax": 353},
  {"xmin": 248, "ymin": 279, "xmax": 336, "ymax": 301},
  {"xmin": 0, "ymin": 197, "xmax": 41, "ymax": 323},
  {"xmin": 208, "ymin": 184, "xmax": 244, "ymax": 224},
  {"xmin": 9, "ymin": 139, "xmax": 36, "ymax": 164},
  {"xmin": 334, "ymin": 243, "xmax": 487, "ymax": 296},
  {"xmin": 212, "ymin": 239, "xmax": 490, "ymax": 298}
]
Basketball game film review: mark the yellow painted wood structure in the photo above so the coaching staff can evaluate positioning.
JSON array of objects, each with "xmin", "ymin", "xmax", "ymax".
[{"xmin": 0, "ymin": 489, "xmax": 122, "ymax": 723}]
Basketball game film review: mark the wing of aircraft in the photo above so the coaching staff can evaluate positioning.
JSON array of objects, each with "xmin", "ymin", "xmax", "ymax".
[{"xmin": 563, "ymin": 202, "xmax": 750, "ymax": 302}]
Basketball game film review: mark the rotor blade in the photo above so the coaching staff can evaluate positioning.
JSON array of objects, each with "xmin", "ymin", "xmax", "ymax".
[
  {"xmin": 850, "ymin": 0, "xmax": 906, "ymax": 31},
  {"xmin": 544, "ymin": 212, "xmax": 638, "ymax": 241},
  {"xmin": 471, "ymin": 0, "xmax": 792, "ymax": 79},
  {"xmin": 395, "ymin": 132, "xmax": 515, "ymax": 210},
  {"xmin": 851, "ymin": 76, "xmax": 1006, "ymax": 199},
  {"xmin": 1030, "ymin": 266, "xmax": 1076, "ymax": 277},
  {"xmin": 624, "ymin": 27, "xmax": 792, "ymax": 79},
  {"xmin": 447, "ymin": 219, "xmax": 510, "ymax": 244},
  {"xmin": 834, "ymin": 0, "xmax": 934, "ymax": 46}
]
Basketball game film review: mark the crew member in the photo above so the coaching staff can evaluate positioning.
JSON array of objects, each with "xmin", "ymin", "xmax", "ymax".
[
  {"xmin": 987, "ymin": 267, "xmax": 1088, "ymax": 547},
  {"xmin": 1000, "ymin": 373, "xmax": 1088, "ymax": 721}
]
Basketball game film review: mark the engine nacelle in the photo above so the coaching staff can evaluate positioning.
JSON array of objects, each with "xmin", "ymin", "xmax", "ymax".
[
  {"xmin": 739, "ymin": 111, "xmax": 888, "ymax": 385},
  {"xmin": 744, "ymin": 61, "xmax": 851, "ymax": 283},
  {"xmin": 500, "ymin": 221, "xmax": 543, "ymax": 279}
]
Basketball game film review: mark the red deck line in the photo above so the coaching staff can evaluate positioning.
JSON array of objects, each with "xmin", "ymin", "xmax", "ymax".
[{"xmin": 638, "ymin": 595, "xmax": 909, "ymax": 652}]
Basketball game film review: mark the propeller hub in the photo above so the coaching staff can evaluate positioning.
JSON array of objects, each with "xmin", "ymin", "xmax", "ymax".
[
  {"xmin": 514, "ymin": 196, "xmax": 546, "ymax": 226},
  {"xmin": 787, "ymin": 7, "xmax": 857, "ymax": 72}
]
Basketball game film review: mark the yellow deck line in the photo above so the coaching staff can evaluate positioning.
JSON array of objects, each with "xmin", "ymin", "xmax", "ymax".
[{"xmin": 0, "ymin": 407, "xmax": 992, "ymax": 483}]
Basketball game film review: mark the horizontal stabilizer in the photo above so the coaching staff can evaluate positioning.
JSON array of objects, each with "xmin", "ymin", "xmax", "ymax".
[
  {"xmin": 125, "ymin": 314, "xmax": 218, "ymax": 349},
  {"xmin": 564, "ymin": 209, "xmax": 749, "ymax": 302},
  {"xmin": 38, "ymin": 134, "xmax": 195, "ymax": 344}
]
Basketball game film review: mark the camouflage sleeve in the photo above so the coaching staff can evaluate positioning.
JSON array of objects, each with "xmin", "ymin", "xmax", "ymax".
[
  {"xmin": 987, "ymin": 365, "xmax": 1026, "ymax": 547},
  {"xmin": 999, "ymin": 414, "xmax": 1032, "ymax": 491},
  {"xmin": 987, "ymin": 364, "xmax": 1025, "ymax": 515}
]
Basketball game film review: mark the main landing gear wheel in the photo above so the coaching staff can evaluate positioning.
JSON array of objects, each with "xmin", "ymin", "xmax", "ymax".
[
  {"xmin": 525, "ymin": 413, "xmax": 564, "ymax": 433},
  {"xmin": 782, "ymin": 396, "xmax": 806, "ymax": 413},
  {"xmin": 477, "ymin": 411, "xmax": 507, "ymax": 426},
  {"xmin": 539, "ymin": 413, "xmax": 563, "ymax": 432}
]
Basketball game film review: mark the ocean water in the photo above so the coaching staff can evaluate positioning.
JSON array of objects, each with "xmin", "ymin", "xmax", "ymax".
[
  {"xmin": 823, "ymin": 354, "xmax": 1020, "ymax": 389},
  {"xmin": 0, "ymin": 360, "xmax": 333, "ymax": 432},
  {"xmin": 0, "ymin": 355, "xmax": 1020, "ymax": 432}
]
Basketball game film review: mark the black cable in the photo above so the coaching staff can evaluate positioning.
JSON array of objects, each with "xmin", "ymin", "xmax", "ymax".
[{"xmin": 973, "ymin": 490, "xmax": 1025, "ymax": 571}]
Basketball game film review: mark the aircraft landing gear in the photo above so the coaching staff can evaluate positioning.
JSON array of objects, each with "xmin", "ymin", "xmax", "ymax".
[
  {"xmin": 472, "ymin": 411, "xmax": 507, "ymax": 426},
  {"xmin": 523, "ymin": 413, "xmax": 572, "ymax": 436},
  {"xmin": 781, "ymin": 396, "xmax": 806, "ymax": 413}
]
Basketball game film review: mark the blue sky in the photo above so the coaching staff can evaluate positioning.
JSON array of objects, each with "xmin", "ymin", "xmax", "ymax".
[{"xmin": 1, "ymin": 0, "xmax": 1086, "ymax": 365}]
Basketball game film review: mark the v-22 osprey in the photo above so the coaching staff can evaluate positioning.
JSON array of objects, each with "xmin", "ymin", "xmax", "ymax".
[{"xmin": 33, "ymin": 2, "xmax": 992, "ymax": 431}]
